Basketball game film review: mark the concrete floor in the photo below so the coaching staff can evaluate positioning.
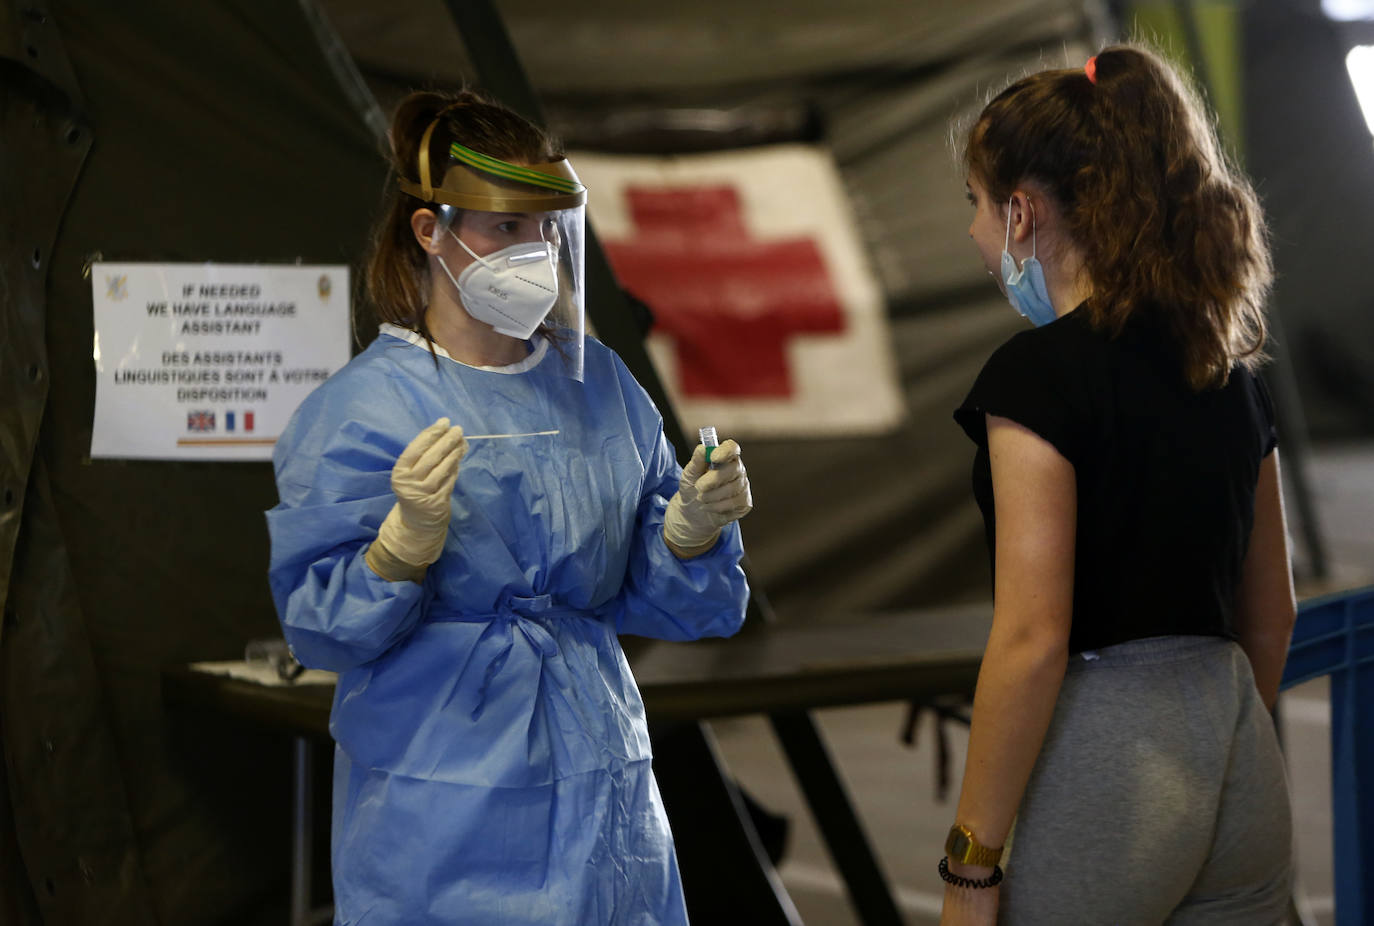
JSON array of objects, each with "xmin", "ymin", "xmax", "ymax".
[{"xmin": 711, "ymin": 441, "xmax": 1373, "ymax": 925}]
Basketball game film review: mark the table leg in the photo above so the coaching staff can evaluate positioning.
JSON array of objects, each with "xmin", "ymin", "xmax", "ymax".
[
  {"xmin": 291, "ymin": 737, "xmax": 313, "ymax": 926},
  {"xmin": 652, "ymin": 721, "xmax": 804, "ymax": 925},
  {"xmin": 770, "ymin": 712, "xmax": 905, "ymax": 926}
]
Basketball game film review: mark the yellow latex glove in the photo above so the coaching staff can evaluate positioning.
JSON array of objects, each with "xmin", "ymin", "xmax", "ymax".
[
  {"xmin": 663, "ymin": 438, "xmax": 752, "ymax": 557},
  {"xmin": 365, "ymin": 418, "xmax": 468, "ymax": 581}
]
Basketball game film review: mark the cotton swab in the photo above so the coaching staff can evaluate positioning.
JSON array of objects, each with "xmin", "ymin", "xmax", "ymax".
[{"xmin": 462, "ymin": 429, "xmax": 560, "ymax": 440}]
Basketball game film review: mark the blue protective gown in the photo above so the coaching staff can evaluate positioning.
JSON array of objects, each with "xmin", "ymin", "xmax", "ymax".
[{"xmin": 266, "ymin": 325, "xmax": 749, "ymax": 926}]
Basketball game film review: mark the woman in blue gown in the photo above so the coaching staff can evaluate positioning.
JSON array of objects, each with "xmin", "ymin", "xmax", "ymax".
[{"xmin": 266, "ymin": 89, "xmax": 753, "ymax": 926}]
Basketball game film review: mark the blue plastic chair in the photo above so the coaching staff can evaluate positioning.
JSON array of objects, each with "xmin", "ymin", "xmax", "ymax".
[{"xmin": 1280, "ymin": 585, "xmax": 1374, "ymax": 926}]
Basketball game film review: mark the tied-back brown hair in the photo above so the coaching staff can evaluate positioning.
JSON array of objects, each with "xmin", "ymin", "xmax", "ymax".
[
  {"xmin": 366, "ymin": 89, "xmax": 563, "ymax": 334},
  {"xmin": 964, "ymin": 43, "xmax": 1272, "ymax": 390}
]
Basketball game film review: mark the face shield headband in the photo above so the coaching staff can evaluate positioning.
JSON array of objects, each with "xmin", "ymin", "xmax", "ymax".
[{"xmin": 396, "ymin": 118, "xmax": 587, "ymax": 212}]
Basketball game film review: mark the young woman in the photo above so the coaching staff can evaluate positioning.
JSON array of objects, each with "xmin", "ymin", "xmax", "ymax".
[
  {"xmin": 941, "ymin": 45, "xmax": 1297, "ymax": 924},
  {"xmin": 266, "ymin": 89, "xmax": 753, "ymax": 925}
]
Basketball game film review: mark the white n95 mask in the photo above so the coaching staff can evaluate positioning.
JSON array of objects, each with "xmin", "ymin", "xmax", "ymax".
[{"xmin": 439, "ymin": 232, "xmax": 560, "ymax": 339}]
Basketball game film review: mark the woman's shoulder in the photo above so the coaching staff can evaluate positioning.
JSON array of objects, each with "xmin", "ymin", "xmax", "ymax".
[
  {"xmin": 573, "ymin": 336, "xmax": 665, "ymax": 439},
  {"xmin": 973, "ymin": 311, "xmax": 1100, "ymax": 392},
  {"xmin": 1225, "ymin": 363, "xmax": 1278, "ymax": 453},
  {"xmin": 327, "ymin": 326, "xmax": 448, "ymax": 387},
  {"xmin": 956, "ymin": 311, "xmax": 1102, "ymax": 455},
  {"xmin": 277, "ymin": 336, "xmax": 423, "ymax": 447},
  {"xmin": 577, "ymin": 335, "xmax": 644, "ymax": 393},
  {"xmin": 578, "ymin": 334, "xmax": 621, "ymax": 372},
  {"xmin": 995, "ymin": 308, "xmax": 1098, "ymax": 357}
]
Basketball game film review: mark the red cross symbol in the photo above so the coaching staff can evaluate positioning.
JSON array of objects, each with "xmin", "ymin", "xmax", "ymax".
[{"xmin": 601, "ymin": 186, "xmax": 846, "ymax": 397}]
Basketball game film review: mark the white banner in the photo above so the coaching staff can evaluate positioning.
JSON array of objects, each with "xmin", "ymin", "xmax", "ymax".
[
  {"xmin": 572, "ymin": 144, "xmax": 903, "ymax": 437},
  {"xmin": 90, "ymin": 262, "xmax": 350, "ymax": 460}
]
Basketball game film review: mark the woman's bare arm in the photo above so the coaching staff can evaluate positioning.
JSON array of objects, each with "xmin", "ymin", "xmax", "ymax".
[
  {"xmin": 1233, "ymin": 450, "xmax": 1297, "ymax": 710},
  {"xmin": 947, "ymin": 415, "xmax": 1075, "ymax": 871}
]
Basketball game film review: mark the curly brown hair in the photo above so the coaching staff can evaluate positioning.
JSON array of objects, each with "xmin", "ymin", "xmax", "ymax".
[
  {"xmin": 365, "ymin": 89, "xmax": 563, "ymax": 334},
  {"xmin": 964, "ymin": 43, "xmax": 1272, "ymax": 390}
]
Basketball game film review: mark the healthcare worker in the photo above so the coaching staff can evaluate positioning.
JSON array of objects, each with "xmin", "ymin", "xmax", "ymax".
[{"xmin": 266, "ymin": 89, "xmax": 753, "ymax": 926}]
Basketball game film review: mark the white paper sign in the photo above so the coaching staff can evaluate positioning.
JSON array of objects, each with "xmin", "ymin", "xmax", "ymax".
[{"xmin": 90, "ymin": 262, "xmax": 351, "ymax": 460}]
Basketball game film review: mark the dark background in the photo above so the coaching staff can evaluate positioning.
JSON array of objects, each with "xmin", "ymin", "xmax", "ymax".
[{"xmin": 2, "ymin": 0, "xmax": 1370, "ymax": 922}]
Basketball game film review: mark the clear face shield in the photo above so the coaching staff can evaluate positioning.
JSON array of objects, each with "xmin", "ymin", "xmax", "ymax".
[{"xmin": 400, "ymin": 130, "xmax": 587, "ymax": 380}]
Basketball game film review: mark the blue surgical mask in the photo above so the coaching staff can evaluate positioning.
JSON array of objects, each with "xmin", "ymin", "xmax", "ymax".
[{"xmin": 1001, "ymin": 197, "xmax": 1057, "ymax": 327}]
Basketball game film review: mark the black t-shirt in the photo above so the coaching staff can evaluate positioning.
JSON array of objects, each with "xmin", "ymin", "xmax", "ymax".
[{"xmin": 954, "ymin": 308, "xmax": 1277, "ymax": 654}]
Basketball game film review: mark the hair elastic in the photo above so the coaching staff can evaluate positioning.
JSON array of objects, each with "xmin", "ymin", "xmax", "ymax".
[
  {"xmin": 1084, "ymin": 56, "xmax": 1099, "ymax": 85},
  {"xmin": 938, "ymin": 857, "xmax": 1005, "ymax": 890}
]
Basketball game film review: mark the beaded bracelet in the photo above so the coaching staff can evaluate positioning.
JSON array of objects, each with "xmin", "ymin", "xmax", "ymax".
[{"xmin": 938, "ymin": 856, "xmax": 1005, "ymax": 889}]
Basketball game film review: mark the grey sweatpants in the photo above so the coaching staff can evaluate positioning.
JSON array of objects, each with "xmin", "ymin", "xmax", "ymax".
[{"xmin": 1000, "ymin": 635, "xmax": 1293, "ymax": 925}]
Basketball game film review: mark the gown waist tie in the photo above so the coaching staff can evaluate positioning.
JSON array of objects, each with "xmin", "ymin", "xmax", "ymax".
[{"xmin": 429, "ymin": 592, "xmax": 586, "ymax": 720}]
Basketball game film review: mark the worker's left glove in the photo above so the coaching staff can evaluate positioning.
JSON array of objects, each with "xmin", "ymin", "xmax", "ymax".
[{"xmin": 663, "ymin": 439, "xmax": 752, "ymax": 557}]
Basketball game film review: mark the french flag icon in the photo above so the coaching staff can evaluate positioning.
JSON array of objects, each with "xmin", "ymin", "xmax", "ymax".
[{"xmin": 225, "ymin": 411, "xmax": 256, "ymax": 433}]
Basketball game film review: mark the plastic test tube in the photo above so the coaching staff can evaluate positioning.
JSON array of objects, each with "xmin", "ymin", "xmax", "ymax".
[{"xmin": 699, "ymin": 426, "xmax": 719, "ymax": 468}]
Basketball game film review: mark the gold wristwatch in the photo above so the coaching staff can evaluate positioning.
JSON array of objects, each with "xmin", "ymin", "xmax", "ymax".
[{"xmin": 945, "ymin": 823, "xmax": 1003, "ymax": 867}]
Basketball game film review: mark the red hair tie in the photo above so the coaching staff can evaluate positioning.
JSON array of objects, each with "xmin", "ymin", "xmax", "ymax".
[{"xmin": 1085, "ymin": 56, "xmax": 1099, "ymax": 85}]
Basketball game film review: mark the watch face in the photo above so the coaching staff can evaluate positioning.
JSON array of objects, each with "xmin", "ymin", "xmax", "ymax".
[{"xmin": 947, "ymin": 829, "xmax": 972, "ymax": 859}]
